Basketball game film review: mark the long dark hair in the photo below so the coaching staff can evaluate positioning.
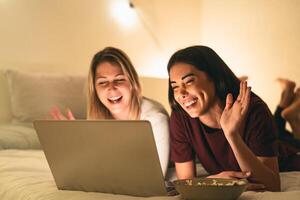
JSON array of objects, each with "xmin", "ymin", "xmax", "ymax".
[{"xmin": 167, "ymin": 45, "xmax": 240, "ymax": 111}]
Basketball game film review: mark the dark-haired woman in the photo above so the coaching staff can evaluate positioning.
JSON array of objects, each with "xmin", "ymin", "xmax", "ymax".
[{"xmin": 167, "ymin": 45, "xmax": 299, "ymax": 191}]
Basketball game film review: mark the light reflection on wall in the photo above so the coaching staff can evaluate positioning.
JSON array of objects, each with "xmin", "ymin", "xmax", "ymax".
[
  {"xmin": 138, "ymin": 53, "xmax": 170, "ymax": 78},
  {"xmin": 110, "ymin": 0, "xmax": 137, "ymax": 28},
  {"xmin": 110, "ymin": 0, "xmax": 169, "ymax": 78}
]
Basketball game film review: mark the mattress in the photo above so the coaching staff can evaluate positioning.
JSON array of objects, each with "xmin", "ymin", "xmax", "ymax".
[{"xmin": 0, "ymin": 150, "xmax": 300, "ymax": 200}]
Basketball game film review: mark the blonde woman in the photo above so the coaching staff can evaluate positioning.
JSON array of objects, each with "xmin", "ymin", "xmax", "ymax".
[{"xmin": 50, "ymin": 47, "xmax": 170, "ymax": 176}]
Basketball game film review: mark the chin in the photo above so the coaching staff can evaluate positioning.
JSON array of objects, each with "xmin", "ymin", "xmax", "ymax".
[
  {"xmin": 110, "ymin": 109, "xmax": 123, "ymax": 115},
  {"xmin": 185, "ymin": 110, "xmax": 200, "ymax": 118},
  {"xmin": 189, "ymin": 113, "xmax": 200, "ymax": 118}
]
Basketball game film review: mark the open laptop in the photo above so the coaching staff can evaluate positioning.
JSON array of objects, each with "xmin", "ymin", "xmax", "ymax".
[{"xmin": 33, "ymin": 120, "xmax": 173, "ymax": 197}]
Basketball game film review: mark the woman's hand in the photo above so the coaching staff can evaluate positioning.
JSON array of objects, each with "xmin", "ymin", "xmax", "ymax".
[
  {"xmin": 207, "ymin": 171, "xmax": 250, "ymax": 179},
  {"xmin": 207, "ymin": 171, "xmax": 266, "ymax": 191},
  {"xmin": 220, "ymin": 81, "xmax": 251, "ymax": 138},
  {"xmin": 49, "ymin": 106, "xmax": 75, "ymax": 120}
]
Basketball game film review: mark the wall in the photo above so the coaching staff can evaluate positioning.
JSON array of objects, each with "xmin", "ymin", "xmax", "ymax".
[
  {"xmin": 1, "ymin": 0, "xmax": 300, "ymax": 119},
  {"xmin": 199, "ymin": 0, "xmax": 300, "ymax": 111},
  {"xmin": 0, "ymin": 0, "xmax": 201, "ymax": 121},
  {"xmin": 0, "ymin": 0, "xmax": 201, "ymax": 76}
]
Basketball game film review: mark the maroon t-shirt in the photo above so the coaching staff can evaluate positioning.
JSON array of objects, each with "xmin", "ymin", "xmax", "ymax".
[{"xmin": 170, "ymin": 94, "xmax": 278, "ymax": 175}]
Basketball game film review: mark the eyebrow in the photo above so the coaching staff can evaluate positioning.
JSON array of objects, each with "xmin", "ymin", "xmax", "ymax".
[
  {"xmin": 170, "ymin": 73, "xmax": 196, "ymax": 84},
  {"xmin": 96, "ymin": 73, "xmax": 124, "ymax": 79}
]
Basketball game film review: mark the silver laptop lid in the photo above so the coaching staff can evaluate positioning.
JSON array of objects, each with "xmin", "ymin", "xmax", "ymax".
[{"xmin": 33, "ymin": 120, "xmax": 167, "ymax": 197}]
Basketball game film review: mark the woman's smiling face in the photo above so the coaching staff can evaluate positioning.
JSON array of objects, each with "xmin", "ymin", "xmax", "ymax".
[
  {"xmin": 95, "ymin": 61, "xmax": 131, "ymax": 118},
  {"xmin": 170, "ymin": 62, "xmax": 217, "ymax": 118}
]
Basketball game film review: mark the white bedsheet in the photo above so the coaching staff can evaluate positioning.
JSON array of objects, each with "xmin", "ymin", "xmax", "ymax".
[{"xmin": 0, "ymin": 150, "xmax": 300, "ymax": 200}]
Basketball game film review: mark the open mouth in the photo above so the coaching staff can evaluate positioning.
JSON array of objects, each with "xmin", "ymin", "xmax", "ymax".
[
  {"xmin": 108, "ymin": 96, "xmax": 123, "ymax": 104},
  {"xmin": 184, "ymin": 98, "xmax": 198, "ymax": 109}
]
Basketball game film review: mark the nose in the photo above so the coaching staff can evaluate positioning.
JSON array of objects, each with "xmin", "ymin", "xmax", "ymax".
[
  {"xmin": 107, "ymin": 81, "xmax": 117, "ymax": 90},
  {"xmin": 179, "ymin": 86, "xmax": 188, "ymax": 99}
]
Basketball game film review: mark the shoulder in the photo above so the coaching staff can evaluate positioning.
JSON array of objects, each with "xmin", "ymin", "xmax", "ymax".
[
  {"xmin": 140, "ymin": 97, "xmax": 169, "ymax": 137},
  {"xmin": 244, "ymin": 93, "xmax": 278, "ymax": 156},
  {"xmin": 169, "ymin": 108, "xmax": 196, "ymax": 136},
  {"xmin": 140, "ymin": 97, "xmax": 169, "ymax": 120},
  {"xmin": 245, "ymin": 93, "xmax": 277, "ymax": 140},
  {"xmin": 247, "ymin": 93, "xmax": 274, "ymax": 120},
  {"xmin": 170, "ymin": 108, "xmax": 191, "ymax": 124}
]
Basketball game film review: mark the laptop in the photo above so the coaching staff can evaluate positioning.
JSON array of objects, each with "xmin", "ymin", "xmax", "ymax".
[{"xmin": 33, "ymin": 120, "xmax": 173, "ymax": 197}]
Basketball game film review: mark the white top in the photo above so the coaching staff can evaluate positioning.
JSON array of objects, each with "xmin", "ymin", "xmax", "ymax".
[{"xmin": 140, "ymin": 97, "xmax": 170, "ymax": 177}]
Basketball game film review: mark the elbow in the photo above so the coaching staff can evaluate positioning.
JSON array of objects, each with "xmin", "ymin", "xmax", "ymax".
[
  {"xmin": 249, "ymin": 170, "xmax": 281, "ymax": 192},
  {"xmin": 267, "ymin": 173, "xmax": 281, "ymax": 192},
  {"xmin": 268, "ymin": 184, "xmax": 281, "ymax": 192},
  {"xmin": 272, "ymin": 176, "xmax": 281, "ymax": 192}
]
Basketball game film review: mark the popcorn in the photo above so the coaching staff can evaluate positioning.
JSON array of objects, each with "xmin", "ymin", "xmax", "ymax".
[{"xmin": 184, "ymin": 179, "xmax": 246, "ymax": 186}]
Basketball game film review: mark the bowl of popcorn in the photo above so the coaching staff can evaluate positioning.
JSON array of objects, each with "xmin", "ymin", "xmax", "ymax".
[{"xmin": 173, "ymin": 178, "xmax": 248, "ymax": 200}]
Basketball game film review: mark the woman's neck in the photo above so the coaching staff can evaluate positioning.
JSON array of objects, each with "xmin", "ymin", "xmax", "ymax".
[
  {"xmin": 111, "ymin": 106, "xmax": 131, "ymax": 120},
  {"xmin": 112, "ymin": 112, "xmax": 130, "ymax": 120},
  {"xmin": 198, "ymin": 100, "xmax": 223, "ymax": 129}
]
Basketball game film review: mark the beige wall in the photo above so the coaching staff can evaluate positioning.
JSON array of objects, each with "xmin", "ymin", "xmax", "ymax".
[
  {"xmin": 0, "ymin": 0, "xmax": 201, "ymax": 121},
  {"xmin": 0, "ymin": 0, "xmax": 201, "ymax": 76},
  {"xmin": 199, "ymin": 0, "xmax": 300, "ymax": 112},
  {"xmin": 1, "ymin": 0, "xmax": 300, "ymax": 119}
]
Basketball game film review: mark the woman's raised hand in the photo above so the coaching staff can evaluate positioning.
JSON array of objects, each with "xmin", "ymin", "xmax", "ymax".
[
  {"xmin": 220, "ymin": 81, "xmax": 251, "ymax": 138},
  {"xmin": 49, "ymin": 106, "xmax": 75, "ymax": 120}
]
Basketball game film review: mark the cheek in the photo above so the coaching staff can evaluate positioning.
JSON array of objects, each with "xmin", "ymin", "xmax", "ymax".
[
  {"xmin": 173, "ymin": 92, "xmax": 181, "ymax": 102},
  {"xmin": 122, "ymin": 89, "xmax": 132, "ymax": 101},
  {"xmin": 119, "ymin": 84, "xmax": 132, "ymax": 98},
  {"xmin": 188, "ymin": 85, "xmax": 201, "ymax": 94},
  {"xmin": 95, "ymin": 87, "xmax": 106, "ymax": 102},
  {"xmin": 204, "ymin": 84, "xmax": 216, "ymax": 99}
]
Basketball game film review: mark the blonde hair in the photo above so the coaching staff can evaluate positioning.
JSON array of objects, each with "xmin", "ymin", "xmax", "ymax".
[{"xmin": 87, "ymin": 47, "xmax": 142, "ymax": 120}]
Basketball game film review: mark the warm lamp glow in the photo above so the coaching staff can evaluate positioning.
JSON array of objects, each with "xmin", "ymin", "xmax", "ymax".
[
  {"xmin": 111, "ymin": 0, "xmax": 137, "ymax": 28},
  {"xmin": 139, "ymin": 55, "xmax": 169, "ymax": 78}
]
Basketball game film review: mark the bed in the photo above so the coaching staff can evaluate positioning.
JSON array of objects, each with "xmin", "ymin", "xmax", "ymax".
[
  {"xmin": 0, "ymin": 70, "xmax": 300, "ymax": 200},
  {"xmin": 1, "ymin": 149, "xmax": 300, "ymax": 200}
]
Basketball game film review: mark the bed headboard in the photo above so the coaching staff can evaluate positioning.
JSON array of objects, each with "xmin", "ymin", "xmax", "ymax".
[{"xmin": 0, "ymin": 71, "xmax": 12, "ymax": 123}]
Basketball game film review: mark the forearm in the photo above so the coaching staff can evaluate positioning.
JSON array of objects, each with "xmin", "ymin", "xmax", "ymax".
[
  {"xmin": 175, "ymin": 161, "xmax": 196, "ymax": 179},
  {"xmin": 226, "ymin": 134, "xmax": 280, "ymax": 191}
]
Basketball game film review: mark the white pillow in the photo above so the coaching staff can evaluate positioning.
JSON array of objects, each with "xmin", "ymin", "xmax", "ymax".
[{"xmin": 5, "ymin": 70, "xmax": 87, "ymax": 123}]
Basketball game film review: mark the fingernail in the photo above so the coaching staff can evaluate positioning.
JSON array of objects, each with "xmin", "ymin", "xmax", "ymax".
[{"xmin": 245, "ymin": 172, "xmax": 251, "ymax": 176}]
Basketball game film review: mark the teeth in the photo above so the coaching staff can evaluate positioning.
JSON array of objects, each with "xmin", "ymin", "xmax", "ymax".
[
  {"xmin": 108, "ymin": 96, "xmax": 122, "ymax": 101},
  {"xmin": 185, "ymin": 99, "xmax": 196, "ymax": 107}
]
